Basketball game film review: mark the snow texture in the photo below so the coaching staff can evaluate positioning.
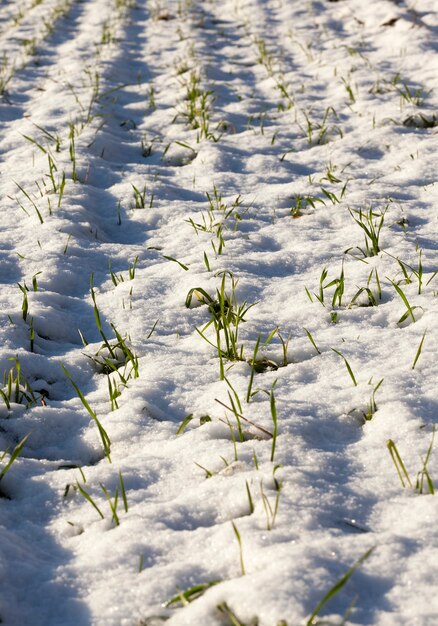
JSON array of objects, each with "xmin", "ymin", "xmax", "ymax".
[{"xmin": 0, "ymin": 0, "xmax": 438, "ymax": 624}]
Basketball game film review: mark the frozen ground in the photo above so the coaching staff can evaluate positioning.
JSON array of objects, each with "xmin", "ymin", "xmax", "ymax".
[{"xmin": 0, "ymin": 0, "xmax": 437, "ymax": 624}]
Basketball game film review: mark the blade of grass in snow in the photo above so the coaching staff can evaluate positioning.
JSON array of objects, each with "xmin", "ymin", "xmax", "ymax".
[
  {"xmin": 162, "ymin": 255, "xmax": 189, "ymax": 271},
  {"xmin": 270, "ymin": 380, "xmax": 278, "ymax": 462},
  {"xmin": 0, "ymin": 433, "xmax": 30, "ymax": 481},
  {"xmin": 332, "ymin": 349, "xmax": 357, "ymax": 386},
  {"xmin": 231, "ymin": 521, "xmax": 245, "ymax": 576},
  {"xmin": 76, "ymin": 482, "xmax": 104, "ymax": 520},
  {"xmin": 306, "ymin": 547, "xmax": 375, "ymax": 626},
  {"xmin": 165, "ymin": 580, "xmax": 222, "ymax": 607},
  {"xmin": 412, "ymin": 330, "xmax": 426, "ymax": 370},
  {"xmin": 62, "ymin": 365, "xmax": 112, "ymax": 463},
  {"xmin": 387, "ymin": 440, "xmax": 412, "ymax": 488}
]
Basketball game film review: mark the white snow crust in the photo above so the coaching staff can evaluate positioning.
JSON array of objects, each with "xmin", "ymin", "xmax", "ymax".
[{"xmin": 0, "ymin": 0, "xmax": 437, "ymax": 624}]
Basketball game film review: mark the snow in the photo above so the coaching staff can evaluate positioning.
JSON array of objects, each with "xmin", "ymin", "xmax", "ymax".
[{"xmin": 0, "ymin": 0, "xmax": 438, "ymax": 624}]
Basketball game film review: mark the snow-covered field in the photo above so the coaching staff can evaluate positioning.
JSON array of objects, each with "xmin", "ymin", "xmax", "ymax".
[{"xmin": 1, "ymin": 0, "xmax": 437, "ymax": 624}]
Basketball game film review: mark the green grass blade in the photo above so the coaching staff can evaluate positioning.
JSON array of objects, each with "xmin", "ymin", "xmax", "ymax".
[
  {"xmin": 163, "ymin": 255, "xmax": 189, "ymax": 271},
  {"xmin": 14, "ymin": 181, "xmax": 44, "ymax": 223},
  {"xmin": 387, "ymin": 439, "xmax": 412, "ymax": 488},
  {"xmin": 76, "ymin": 482, "xmax": 104, "ymax": 519},
  {"xmin": 21, "ymin": 133, "xmax": 48, "ymax": 153},
  {"xmin": 176, "ymin": 414, "xmax": 194, "ymax": 435},
  {"xmin": 119, "ymin": 471, "xmax": 128, "ymax": 513},
  {"xmin": 246, "ymin": 335, "xmax": 261, "ymax": 403},
  {"xmin": 306, "ymin": 547, "xmax": 375, "ymax": 626},
  {"xmin": 0, "ymin": 433, "xmax": 30, "ymax": 480},
  {"xmin": 304, "ymin": 327, "xmax": 321, "ymax": 354},
  {"xmin": 332, "ymin": 349, "xmax": 357, "ymax": 386},
  {"xmin": 246, "ymin": 480, "xmax": 254, "ymax": 514},
  {"xmin": 388, "ymin": 279, "xmax": 416, "ymax": 322},
  {"xmin": 165, "ymin": 580, "xmax": 222, "ymax": 607},
  {"xmin": 62, "ymin": 365, "xmax": 112, "ymax": 462},
  {"xmin": 270, "ymin": 380, "xmax": 278, "ymax": 462},
  {"xmin": 412, "ymin": 330, "xmax": 426, "ymax": 370},
  {"xmin": 231, "ymin": 521, "xmax": 245, "ymax": 576}
]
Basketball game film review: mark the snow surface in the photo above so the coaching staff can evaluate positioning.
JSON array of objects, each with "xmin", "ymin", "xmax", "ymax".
[{"xmin": 0, "ymin": 0, "xmax": 438, "ymax": 624}]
